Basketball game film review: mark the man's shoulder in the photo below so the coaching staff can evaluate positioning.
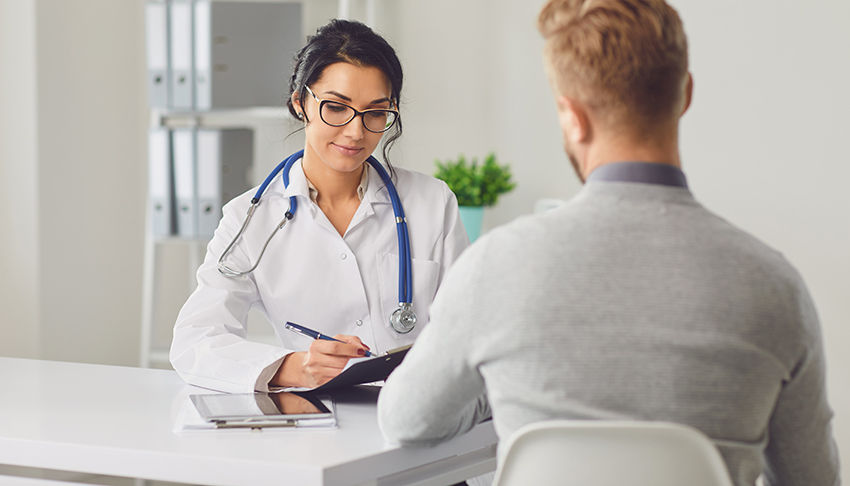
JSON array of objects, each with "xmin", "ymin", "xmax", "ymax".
[{"xmin": 689, "ymin": 204, "xmax": 798, "ymax": 278}]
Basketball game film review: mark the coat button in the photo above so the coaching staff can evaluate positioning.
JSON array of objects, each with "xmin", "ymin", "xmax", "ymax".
[
  {"xmin": 355, "ymin": 319, "xmax": 363, "ymax": 327},
  {"xmin": 340, "ymin": 253, "xmax": 347, "ymax": 260}
]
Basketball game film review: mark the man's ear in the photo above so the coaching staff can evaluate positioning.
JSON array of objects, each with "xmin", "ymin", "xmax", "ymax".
[
  {"xmin": 556, "ymin": 95, "xmax": 590, "ymax": 144},
  {"xmin": 681, "ymin": 73, "xmax": 693, "ymax": 116}
]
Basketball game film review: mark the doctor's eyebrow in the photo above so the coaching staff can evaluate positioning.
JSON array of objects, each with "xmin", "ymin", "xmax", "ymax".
[{"xmin": 322, "ymin": 90, "xmax": 391, "ymax": 107}]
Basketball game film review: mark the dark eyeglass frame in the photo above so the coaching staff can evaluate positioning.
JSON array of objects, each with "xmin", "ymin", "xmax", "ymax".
[{"xmin": 304, "ymin": 85, "xmax": 399, "ymax": 134}]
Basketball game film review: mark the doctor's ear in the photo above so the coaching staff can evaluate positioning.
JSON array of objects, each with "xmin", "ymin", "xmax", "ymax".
[
  {"xmin": 556, "ymin": 95, "xmax": 590, "ymax": 144},
  {"xmin": 290, "ymin": 92, "xmax": 305, "ymax": 121}
]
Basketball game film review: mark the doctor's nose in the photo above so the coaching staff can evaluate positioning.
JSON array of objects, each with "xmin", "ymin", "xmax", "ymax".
[{"xmin": 341, "ymin": 115, "xmax": 366, "ymax": 140}]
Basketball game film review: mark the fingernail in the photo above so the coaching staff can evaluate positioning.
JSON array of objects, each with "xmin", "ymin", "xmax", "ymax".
[{"xmin": 357, "ymin": 349, "xmax": 366, "ymax": 356}]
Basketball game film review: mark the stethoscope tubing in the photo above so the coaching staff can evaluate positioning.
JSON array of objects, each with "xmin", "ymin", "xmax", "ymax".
[
  {"xmin": 221, "ymin": 150, "xmax": 413, "ymax": 307},
  {"xmin": 367, "ymin": 157, "xmax": 412, "ymax": 305}
]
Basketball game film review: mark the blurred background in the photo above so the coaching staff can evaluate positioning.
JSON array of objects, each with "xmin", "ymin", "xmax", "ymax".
[{"xmin": 1, "ymin": 0, "xmax": 848, "ymax": 477}]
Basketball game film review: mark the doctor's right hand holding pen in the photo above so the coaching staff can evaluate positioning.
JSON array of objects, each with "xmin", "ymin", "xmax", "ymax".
[{"xmin": 273, "ymin": 324, "xmax": 371, "ymax": 388}]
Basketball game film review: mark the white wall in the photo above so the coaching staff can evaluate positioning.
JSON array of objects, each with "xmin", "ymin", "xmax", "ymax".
[
  {"xmin": 0, "ymin": 0, "xmax": 148, "ymax": 365},
  {"xmin": 0, "ymin": 0, "xmax": 40, "ymax": 358},
  {"xmin": 377, "ymin": 0, "xmax": 575, "ymax": 227}
]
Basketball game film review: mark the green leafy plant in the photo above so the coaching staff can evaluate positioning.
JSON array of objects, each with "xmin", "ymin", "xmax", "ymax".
[{"xmin": 434, "ymin": 153, "xmax": 516, "ymax": 207}]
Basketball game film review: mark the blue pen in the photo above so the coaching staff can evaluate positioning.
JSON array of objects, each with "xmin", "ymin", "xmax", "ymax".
[{"xmin": 284, "ymin": 321, "xmax": 372, "ymax": 357}]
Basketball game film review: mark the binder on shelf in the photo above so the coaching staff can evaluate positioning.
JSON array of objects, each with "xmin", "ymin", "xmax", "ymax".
[
  {"xmin": 172, "ymin": 128, "xmax": 198, "ymax": 237},
  {"xmin": 193, "ymin": 1, "xmax": 303, "ymax": 110},
  {"xmin": 196, "ymin": 128, "xmax": 253, "ymax": 238},
  {"xmin": 148, "ymin": 128, "xmax": 174, "ymax": 237},
  {"xmin": 168, "ymin": 0, "xmax": 194, "ymax": 109},
  {"xmin": 145, "ymin": 0, "xmax": 170, "ymax": 108}
]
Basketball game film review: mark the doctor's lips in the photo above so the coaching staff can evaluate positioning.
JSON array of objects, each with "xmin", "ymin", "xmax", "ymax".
[{"xmin": 331, "ymin": 143, "xmax": 363, "ymax": 156}]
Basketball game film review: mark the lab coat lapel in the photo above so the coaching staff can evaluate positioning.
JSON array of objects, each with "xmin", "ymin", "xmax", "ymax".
[
  {"xmin": 345, "ymin": 163, "xmax": 392, "ymax": 236},
  {"xmin": 281, "ymin": 160, "xmax": 343, "ymax": 235}
]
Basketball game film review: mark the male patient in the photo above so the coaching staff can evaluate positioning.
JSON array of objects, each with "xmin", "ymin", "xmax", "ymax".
[{"xmin": 378, "ymin": 0, "xmax": 840, "ymax": 484}]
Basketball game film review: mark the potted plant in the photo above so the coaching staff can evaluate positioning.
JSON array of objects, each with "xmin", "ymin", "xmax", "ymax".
[{"xmin": 434, "ymin": 153, "xmax": 516, "ymax": 241}]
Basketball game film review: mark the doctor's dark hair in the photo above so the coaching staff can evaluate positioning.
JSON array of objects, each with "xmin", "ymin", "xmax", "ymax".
[{"xmin": 287, "ymin": 19, "xmax": 403, "ymax": 167}]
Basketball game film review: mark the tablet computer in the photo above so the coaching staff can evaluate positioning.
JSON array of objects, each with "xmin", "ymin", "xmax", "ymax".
[{"xmin": 190, "ymin": 392, "xmax": 335, "ymax": 428}]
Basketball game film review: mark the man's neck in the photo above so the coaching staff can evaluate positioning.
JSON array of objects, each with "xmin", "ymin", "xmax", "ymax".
[{"xmin": 581, "ymin": 127, "xmax": 682, "ymax": 178}]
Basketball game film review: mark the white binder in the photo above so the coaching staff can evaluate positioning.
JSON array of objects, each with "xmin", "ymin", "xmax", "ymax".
[
  {"xmin": 172, "ymin": 128, "xmax": 198, "ymax": 237},
  {"xmin": 145, "ymin": 0, "xmax": 169, "ymax": 108},
  {"xmin": 168, "ymin": 0, "xmax": 194, "ymax": 109},
  {"xmin": 196, "ymin": 128, "xmax": 253, "ymax": 238},
  {"xmin": 193, "ymin": 0, "xmax": 212, "ymax": 110},
  {"xmin": 148, "ymin": 128, "xmax": 173, "ymax": 237},
  {"xmin": 193, "ymin": 1, "xmax": 302, "ymax": 110}
]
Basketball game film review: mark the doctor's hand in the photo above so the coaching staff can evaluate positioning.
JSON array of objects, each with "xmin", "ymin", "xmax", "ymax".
[{"xmin": 272, "ymin": 335, "xmax": 370, "ymax": 388}]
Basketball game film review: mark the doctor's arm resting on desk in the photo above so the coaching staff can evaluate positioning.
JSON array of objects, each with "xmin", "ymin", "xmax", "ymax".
[{"xmin": 169, "ymin": 19, "xmax": 468, "ymax": 394}]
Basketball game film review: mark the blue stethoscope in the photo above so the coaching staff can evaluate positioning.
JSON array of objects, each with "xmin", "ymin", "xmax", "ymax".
[{"xmin": 217, "ymin": 150, "xmax": 417, "ymax": 334}]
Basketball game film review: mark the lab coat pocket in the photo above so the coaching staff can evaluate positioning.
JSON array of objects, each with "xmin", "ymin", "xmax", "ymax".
[{"xmin": 376, "ymin": 252, "xmax": 440, "ymax": 339}]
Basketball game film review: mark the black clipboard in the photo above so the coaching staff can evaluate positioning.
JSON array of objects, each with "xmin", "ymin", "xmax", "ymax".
[{"xmin": 283, "ymin": 344, "xmax": 411, "ymax": 393}]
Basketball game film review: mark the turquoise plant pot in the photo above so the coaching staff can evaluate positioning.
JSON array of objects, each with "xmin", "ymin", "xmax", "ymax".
[{"xmin": 458, "ymin": 206, "xmax": 485, "ymax": 242}]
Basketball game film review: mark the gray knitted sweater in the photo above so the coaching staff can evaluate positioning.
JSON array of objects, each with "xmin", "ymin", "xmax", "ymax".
[{"xmin": 379, "ymin": 179, "xmax": 840, "ymax": 486}]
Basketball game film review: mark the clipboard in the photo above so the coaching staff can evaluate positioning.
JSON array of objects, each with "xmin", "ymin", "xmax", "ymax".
[{"xmin": 282, "ymin": 344, "xmax": 412, "ymax": 393}]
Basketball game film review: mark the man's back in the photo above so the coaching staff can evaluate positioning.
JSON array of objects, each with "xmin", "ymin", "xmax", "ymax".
[
  {"xmin": 380, "ymin": 174, "xmax": 839, "ymax": 485},
  {"xmin": 378, "ymin": 1, "xmax": 839, "ymax": 484}
]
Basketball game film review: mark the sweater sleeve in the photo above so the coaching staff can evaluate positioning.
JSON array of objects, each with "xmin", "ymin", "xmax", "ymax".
[
  {"xmin": 762, "ymin": 276, "xmax": 840, "ymax": 486},
  {"xmin": 378, "ymin": 238, "xmax": 490, "ymax": 445}
]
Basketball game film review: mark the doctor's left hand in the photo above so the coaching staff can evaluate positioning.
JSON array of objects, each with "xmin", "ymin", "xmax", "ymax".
[{"xmin": 271, "ymin": 335, "xmax": 370, "ymax": 388}]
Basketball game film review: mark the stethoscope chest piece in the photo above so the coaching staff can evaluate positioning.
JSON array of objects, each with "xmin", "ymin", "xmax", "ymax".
[{"xmin": 390, "ymin": 303, "xmax": 417, "ymax": 334}]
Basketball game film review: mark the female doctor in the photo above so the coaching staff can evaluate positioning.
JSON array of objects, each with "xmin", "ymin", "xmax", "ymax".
[{"xmin": 169, "ymin": 19, "xmax": 469, "ymax": 393}]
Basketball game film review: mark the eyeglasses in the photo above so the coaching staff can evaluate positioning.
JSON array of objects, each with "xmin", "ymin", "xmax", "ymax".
[{"xmin": 304, "ymin": 85, "xmax": 399, "ymax": 133}]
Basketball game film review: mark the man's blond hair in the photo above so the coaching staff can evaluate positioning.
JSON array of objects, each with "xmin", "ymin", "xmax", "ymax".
[{"xmin": 538, "ymin": 0, "xmax": 689, "ymax": 128}]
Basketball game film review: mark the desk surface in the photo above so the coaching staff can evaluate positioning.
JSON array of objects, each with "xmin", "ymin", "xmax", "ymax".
[{"xmin": 0, "ymin": 358, "xmax": 497, "ymax": 486}]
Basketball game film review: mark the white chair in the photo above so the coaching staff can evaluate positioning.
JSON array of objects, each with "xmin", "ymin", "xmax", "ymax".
[{"xmin": 494, "ymin": 420, "xmax": 734, "ymax": 486}]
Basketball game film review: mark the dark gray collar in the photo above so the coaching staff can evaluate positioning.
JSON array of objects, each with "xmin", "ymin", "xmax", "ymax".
[{"xmin": 586, "ymin": 162, "xmax": 688, "ymax": 188}]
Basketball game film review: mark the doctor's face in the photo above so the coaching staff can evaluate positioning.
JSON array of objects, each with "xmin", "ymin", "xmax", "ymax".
[{"xmin": 299, "ymin": 62, "xmax": 394, "ymax": 175}]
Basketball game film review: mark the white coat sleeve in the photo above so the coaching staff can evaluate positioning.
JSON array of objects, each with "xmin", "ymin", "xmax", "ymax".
[
  {"xmin": 434, "ymin": 182, "xmax": 470, "ymax": 284},
  {"xmin": 169, "ymin": 198, "xmax": 290, "ymax": 393}
]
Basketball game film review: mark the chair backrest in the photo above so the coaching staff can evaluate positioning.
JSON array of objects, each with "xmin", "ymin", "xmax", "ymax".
[{"xmin": 494, "ymin": 420, "xmax": 734, "ymax": 486}]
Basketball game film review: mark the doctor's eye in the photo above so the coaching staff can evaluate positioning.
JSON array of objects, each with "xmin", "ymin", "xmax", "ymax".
[
  {"xmin": 324, "ymin": 102, "xmax": 349, "ymax": 113},
  {"xmin": 363, "ymin": 110, "xmax": 397, "ymax": 132},
  {"xmin": 320, "ymin": 101, "xmax": 356, "ymax": 126}
]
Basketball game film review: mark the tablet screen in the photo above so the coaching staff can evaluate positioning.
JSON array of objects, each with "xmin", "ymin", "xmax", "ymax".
[{"xmin": 190, "ymin": 392, "xmax": 334, "ymax": 422}]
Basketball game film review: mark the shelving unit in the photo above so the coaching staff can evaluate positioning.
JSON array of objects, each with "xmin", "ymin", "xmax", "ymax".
[
  {"xmin": 140, "ymin": 108, "xmax": 295, "ymax": 368},
  {"xmin": 139, "ymin": 0, "xmax": 365, "ymax": 369}
]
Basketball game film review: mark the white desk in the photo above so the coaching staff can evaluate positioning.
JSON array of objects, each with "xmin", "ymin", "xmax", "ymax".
[{"xmin": 0, "ymin": 358, "xmax": 497, "ymax": 485}]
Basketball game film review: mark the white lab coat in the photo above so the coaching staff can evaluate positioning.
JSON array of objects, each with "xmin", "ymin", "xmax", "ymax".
[{"xmin": 170, "ymin": 159, "xmax": 469, "ymax": 393}]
